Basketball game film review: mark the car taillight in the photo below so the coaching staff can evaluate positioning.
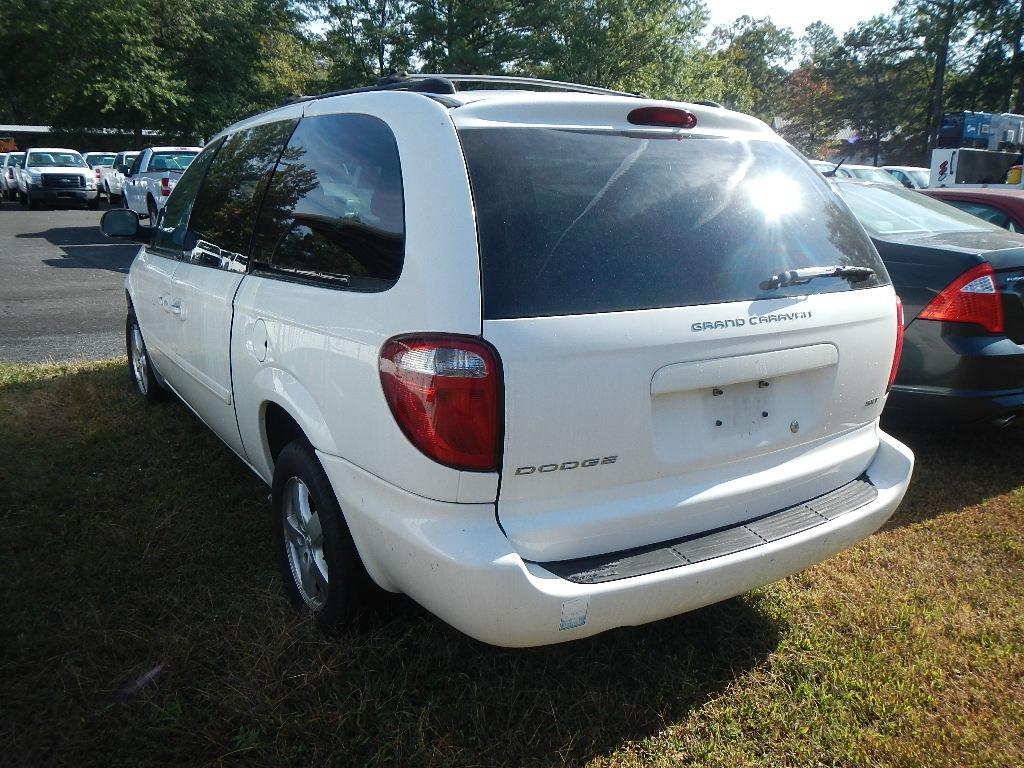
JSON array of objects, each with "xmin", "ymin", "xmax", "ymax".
[
  {"xmin": 887, "ymin": 296, "xmax": 904, "ymax": 392},
  {"xmin": 94, "ymin": 168, "xmax": 101, "ymax": 179},
  {"xmin": 918, "ymin": 262, "xmax": 1004, "ymax": 333},
  {"xmin": 160, "ymin": 177, "xmax": 170, "ymax": 196},
  {"xmin": 379, "ymin": 335, "xmax": 502, "ymax": 471}
]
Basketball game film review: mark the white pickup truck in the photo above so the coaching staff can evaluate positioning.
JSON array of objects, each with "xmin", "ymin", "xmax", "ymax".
[
  {"xmin": 122, "ymin": 146, "xmax": 201, "ymax": 219},
  {"xmin": 98, "ymin": 150, "xmax": 138, "ymax": 201}
]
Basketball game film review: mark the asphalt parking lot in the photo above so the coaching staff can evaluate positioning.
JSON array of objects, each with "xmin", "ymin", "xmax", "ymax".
[{"xmin": 0, "ymin": 199, "xmax": 135, "ymax": 363}]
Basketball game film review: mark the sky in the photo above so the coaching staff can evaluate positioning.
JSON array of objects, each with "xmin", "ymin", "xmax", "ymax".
[{"xmin": 705, "ymin": 0, "xmax": 897, "ymax": 36}]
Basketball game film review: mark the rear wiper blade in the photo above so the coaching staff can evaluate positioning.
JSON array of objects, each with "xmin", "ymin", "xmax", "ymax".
[{"xmin": 760, "ymin": 265, "xmax": 875, "ymax": 290}]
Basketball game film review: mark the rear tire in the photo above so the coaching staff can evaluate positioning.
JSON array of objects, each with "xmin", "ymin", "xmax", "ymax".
[
  {"xmin": 272, "ymin": 440, "xmax": 375, "ymax": 630},
  {"xmin": 146, "ymin": 196, "xmax": 158, "ymax": 223},
  {"xmin": 126, "ymin": 311, "xmax": 167, "ymax": 402}
]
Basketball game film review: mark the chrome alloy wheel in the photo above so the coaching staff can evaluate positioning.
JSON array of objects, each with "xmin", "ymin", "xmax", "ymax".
[
  {"xmin": 283, "ymin": 477, "xmax": 329, "ymax": 610},
  {"xmin": 130, "ymin": 323, "xmax": 149, "ymax": 395}
]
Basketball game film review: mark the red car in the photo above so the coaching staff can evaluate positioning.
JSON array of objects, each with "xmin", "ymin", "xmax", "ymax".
[{"xmin": 921, "ymin": 187, "xmax": 1024, "ymax": 233}]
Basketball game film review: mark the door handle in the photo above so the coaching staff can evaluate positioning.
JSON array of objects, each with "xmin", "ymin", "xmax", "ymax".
[{"xmin": 168, "ymin": 299, "xmax": 182, "ymax": 316}]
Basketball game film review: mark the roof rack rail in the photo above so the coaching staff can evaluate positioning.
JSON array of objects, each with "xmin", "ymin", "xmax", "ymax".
[
  {"xmin": 405, "ymin": 74, "xmax": 645, "ymax": 99},
  {"xmin": 279, "ymin": 73, "xmax": 644, "ymax": 107},
  {"xmin": 279, "ymin": 75, "xmax": 460, "ymax": 106}
]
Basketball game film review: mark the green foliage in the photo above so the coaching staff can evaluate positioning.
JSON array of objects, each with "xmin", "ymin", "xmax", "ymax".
[
  {"xmin": 1, "ymin": 0, "xmax": 1022, "ymax": 164},
  {"xmin": 0, "ymin": 0, "xmax": 322, "ymax": 143},
  {"xmin": 713, "ymin": 15, "xmax": 795, "ymax": 121}
]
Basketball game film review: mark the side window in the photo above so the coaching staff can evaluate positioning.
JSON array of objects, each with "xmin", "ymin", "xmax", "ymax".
[
  {"xmin": 252, "ymin": 113, "xmax": 405, "ymax": 291},
  {"xmin": 183, "ymin": 120, "xmax": 296, "ymax": 272},
  {"xmin": 948, "ymin": 200, "xmax": 1012, "ymax": 230},
  {"xmin": 127, "ymin": 152, "xmax": 143, "ymax": 176},
  {"xmin": 149, "ymin": 140, "xmax": 223, "ymax": 256}
]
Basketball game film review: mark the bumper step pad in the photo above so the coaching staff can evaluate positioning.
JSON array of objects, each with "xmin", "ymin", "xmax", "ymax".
[{"xmin": 537, "ymin": 476, "xmax": 877, "ymax": 585}]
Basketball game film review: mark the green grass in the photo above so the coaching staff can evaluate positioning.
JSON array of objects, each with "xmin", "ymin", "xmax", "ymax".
[{"xmin": 1, "ymin": 359, "xmax": 1022, "ymax": 767}]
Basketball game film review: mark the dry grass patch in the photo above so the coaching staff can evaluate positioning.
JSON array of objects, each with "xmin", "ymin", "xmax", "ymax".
[{"xmin": 1, "ymin": 359, "xmax": 1022, "ymax": 767}]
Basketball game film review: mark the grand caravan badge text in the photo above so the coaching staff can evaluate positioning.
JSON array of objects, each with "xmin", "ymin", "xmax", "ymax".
[{"xmin": 691, "ymin": 310, "xmax": 813, "ymax": 333}]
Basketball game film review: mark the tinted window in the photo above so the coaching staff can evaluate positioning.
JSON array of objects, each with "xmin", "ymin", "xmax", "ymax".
[
  {"xmin": 460, "ymin": 128, "xmax": 887, "ymax": 319},
  {"xmin": 184, "ymin": 120, "xmax": 296, "ymax": 270},
  {"xmin": 252, "ymin": 113, "xmax": 404, "ymax": 290},
  {"xmin": 150, "ymin": 140, "xmax": 222, "ymax": 255},
  {"xmin": 946, "ymin": 200, "xmax": 1013, "ymax": 230}
]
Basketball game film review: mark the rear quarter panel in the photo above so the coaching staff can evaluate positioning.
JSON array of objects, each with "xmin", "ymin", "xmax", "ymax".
[{"xmin": 232, "ymin": 92, "xmax": 498, "ymax": 502}]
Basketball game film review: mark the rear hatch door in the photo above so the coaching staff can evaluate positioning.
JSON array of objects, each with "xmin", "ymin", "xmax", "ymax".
[{"xmin": 458, "ymin": 109, "xmax": 899, "ymax": 562}]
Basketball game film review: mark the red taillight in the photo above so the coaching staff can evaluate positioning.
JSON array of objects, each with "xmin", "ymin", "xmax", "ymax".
[
  {"xmin": 94, "ymin": 168, "xmax": 101, "ymax": 179},
  {"xmin": 627, "ymin": 106, "xmax": 697, "ymax": 129},
  {"xmin": 918, "ymin": 262, "xmax": 1004, "ymax": 333},
  {"xmin": 160, "ymin": 177, "xmax": 170, "ymax": 196},
  {"xmin": 379, "ymin": 335, "xmax": 502, "ymax": 471},
  {"xmin": 887, "ymin": 296, "xmax": 904, "ymax": 392}
]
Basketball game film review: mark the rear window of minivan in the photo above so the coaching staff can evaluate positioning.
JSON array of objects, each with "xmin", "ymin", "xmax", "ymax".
[{"xmin": 459, "ymin": 128, "xmax": 888, "ymax": 319}]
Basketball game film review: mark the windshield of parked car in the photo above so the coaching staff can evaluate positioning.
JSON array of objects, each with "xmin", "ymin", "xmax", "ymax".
[
  {"xmin": 906, "ymin": 169, "xmax": 930, "ymax": 188},
  {"xmin": 26, "ymin": 151, "xmax": 87, "ymax": 168},
  {"xmin": 839, "ymin": 182, "xmax": 1005, "ymax": 236},
  {"xmin": 460, "ymin": 128, "xmax": 888, "ymax": 319},
  {"xmin": 86, "ymin": 153, "xmax": 116, "ymax": 166},
  {"xmin": 846, "ymin": 166, "xmax": 902, "ymax": 186},
  {"xmin": 149, "ymin": 151, "xmax": 198, "ymax": 172}
]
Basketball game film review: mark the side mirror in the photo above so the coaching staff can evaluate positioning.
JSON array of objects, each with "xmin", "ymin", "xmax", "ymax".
[{"xmin": 100, "ymin": 208, "xmax": 152, "ymax": 243}]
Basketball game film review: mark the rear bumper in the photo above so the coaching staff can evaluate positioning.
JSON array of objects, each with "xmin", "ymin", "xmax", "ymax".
[
  {"xmin": 890, "ymin": 320, "xmax": 1024, "ymax": 424},
  {"xmin": 320, "ymin": 431, "xmax": 913, "ymax": 647},
  {"xmin": 886, "ymin": 385, "xmax": 1024, "ymax": 424}
]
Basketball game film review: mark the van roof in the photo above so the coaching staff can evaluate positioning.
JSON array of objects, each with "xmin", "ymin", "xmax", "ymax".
[{"xmin": 223, "ymin": 75, "xmax": 774, "ymax": 140}]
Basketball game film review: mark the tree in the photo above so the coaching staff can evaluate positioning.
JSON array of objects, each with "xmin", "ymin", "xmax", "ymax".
[
  {"xmin": 831, "ymin": 14, "xmax": 930, "ymax": 165},
  {"xmin": 525, "ymin": 0, "xmax": 708, "ymax": 98},
  {"xmin": 779, "ymin": 67, "xmax": 839, "ymax": 157},
  {"xmin": 407, "ymin": 0, "xmax": 532, "ymax": 73},
  {"xmin": 898, "ymin": 0, "xmax": 974, "ymax": 154},
  {"xmin": 321, "ymin": 0, "xmax": 413, "ymax": 84},
  {"xmin": 712, "ymin": 16, "xmax": 795, "ymax": 122}
]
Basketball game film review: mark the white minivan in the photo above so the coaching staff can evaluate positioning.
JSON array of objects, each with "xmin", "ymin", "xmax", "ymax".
[{"xmin": 101, "ymin": 75, "xmax": 914, "ymax": 647}]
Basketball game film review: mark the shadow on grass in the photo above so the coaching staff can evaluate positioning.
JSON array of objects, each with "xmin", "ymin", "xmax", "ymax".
[
  {"xmin": 884, "ymin": 421, "xmax": 1024, "ymax": 530},
  {"xmin": 0, "ymin": 362, "xmax": 783, "ymax": 767}
]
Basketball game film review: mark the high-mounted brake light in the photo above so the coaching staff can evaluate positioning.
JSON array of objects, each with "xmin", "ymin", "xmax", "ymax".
[
  {"xmin": 918, "ymin": 262, "xmax": 1003, "ymax": 333},
  {"xmin": 379, "ymin": 335, "xmax": 502, "ymax": 471},
  {"xmin": 627, "ymin": 106, "xmax": 697, "ymax": 129},
  {"xmin": 160, "ymin": 176, "xmax": 171, "ymax": 196},
  {"xmin": 887, "ymin": 296, "xmax": 904, "ymax": 392}
]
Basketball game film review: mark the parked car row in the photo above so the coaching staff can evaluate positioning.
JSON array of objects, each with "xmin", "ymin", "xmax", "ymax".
[
  {"xmin": 0, "ymin": 145, "xmax": 200, "ymax": 213},
  {"xmin": 809, "ymin": 159, "xmax": 932, "ymax": 189}
]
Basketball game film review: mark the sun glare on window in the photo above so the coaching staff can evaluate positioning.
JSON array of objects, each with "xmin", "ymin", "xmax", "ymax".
[{"xmin": 746, "ymin": 174, "xmax": 802, "ymax": 222}]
